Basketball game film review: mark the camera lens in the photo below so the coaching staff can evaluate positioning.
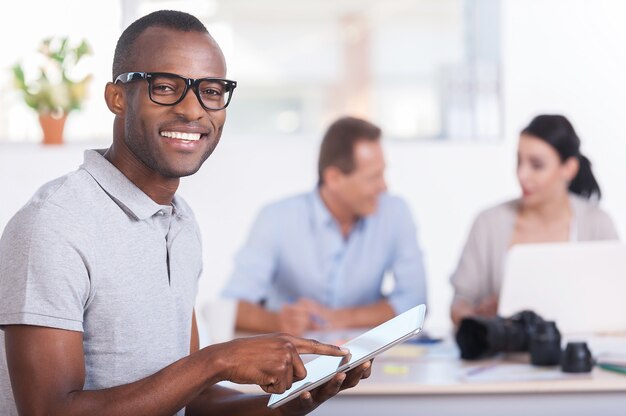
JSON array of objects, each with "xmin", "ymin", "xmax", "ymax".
[
  {"xmin": 456, "ymin": 312, "xmax": 534, "ymax": 359},
  {"xmin": 561, "ymin": 342, "xmax": 593, "ymax": 373}
]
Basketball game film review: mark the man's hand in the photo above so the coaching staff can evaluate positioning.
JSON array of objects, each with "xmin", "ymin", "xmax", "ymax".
[
  {"xmin": 279, "ymin": 298, "xmax": 336, "ymax": 333},
  {"xmin": 281, "ymin": 298, "xmax": 396, "ymax": 332},
  {"xmin": 294, "ymin": 298, "xmax": 336, "ymax": 330},
  {"xmin": 278, "ymin": 300, "xmax": 318, "ymax": 336},
  {"xmin": 278, "ymin": 359, "xmax": 373, "ymax": 416},
  {"xmin": 209, "ymin": 333, "xmax": 348, "ymax": 394}
]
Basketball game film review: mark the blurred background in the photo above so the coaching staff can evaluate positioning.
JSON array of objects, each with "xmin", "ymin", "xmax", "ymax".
[{"xmin": 1, "ymin": 0, "xmax": 626, "ymax": 338}]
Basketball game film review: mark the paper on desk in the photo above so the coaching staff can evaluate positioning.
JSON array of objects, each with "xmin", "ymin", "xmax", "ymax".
[
  {"xmin": 462, "ymin": 363, "xmax": 589, "ymax": 383},
  {"xmin": 596, "ymin": 353, "xmax": 626, "ymax": 366},
  {"xmin": 382, "ymin": 344, "xmax": 426, "ymax": 358}
]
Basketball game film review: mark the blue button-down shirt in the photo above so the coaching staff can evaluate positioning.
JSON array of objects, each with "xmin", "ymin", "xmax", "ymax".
[{"xmin": 222, "ymin": 189, "xmax": 427, "ymax": 313}]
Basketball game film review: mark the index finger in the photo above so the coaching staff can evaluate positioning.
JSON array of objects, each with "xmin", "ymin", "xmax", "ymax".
[{"xmin": 290, "ymin": 337, "xmax": 350, "ymax": 356}]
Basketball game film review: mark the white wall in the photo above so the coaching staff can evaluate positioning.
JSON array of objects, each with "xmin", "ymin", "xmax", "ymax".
[{"xmin": 1, "ymin": 0, "xmax": 626, "ymax": 340}]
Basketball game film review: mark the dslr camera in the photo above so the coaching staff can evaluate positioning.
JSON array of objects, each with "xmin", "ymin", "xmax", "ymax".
[{"xmin": 456, "ymin": 310, "xmax": 561, "ymax": 365}]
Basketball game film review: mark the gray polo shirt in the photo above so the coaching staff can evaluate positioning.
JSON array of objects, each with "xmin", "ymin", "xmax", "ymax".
[{"xmin": 0, "ymin": 149, "xmax": 202, "ymax": 416}]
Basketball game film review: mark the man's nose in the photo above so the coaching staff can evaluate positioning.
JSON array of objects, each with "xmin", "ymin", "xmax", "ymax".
[{"xmin": 173, "ymin": 88, "xmax": 206, "ymax": 120}]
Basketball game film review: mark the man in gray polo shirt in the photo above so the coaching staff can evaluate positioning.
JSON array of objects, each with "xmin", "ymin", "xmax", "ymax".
[{"xmin": 0, "ymin": 10, "xmax": 370, "ymax": 416}]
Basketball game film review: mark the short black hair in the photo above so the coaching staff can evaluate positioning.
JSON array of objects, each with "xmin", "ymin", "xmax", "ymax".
[
  {"xmin": 318, "ymin": 116, "xmax": 382, "ymax": 185},
  {"xmin": 112, "ymin": 10, "xmax": 209, "ymax": 81}
]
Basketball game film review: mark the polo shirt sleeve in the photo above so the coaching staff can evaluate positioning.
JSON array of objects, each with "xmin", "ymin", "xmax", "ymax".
[
  {"xmin": 387, "ymin": 198, "xmax": 428, "ymax": 314},
  {"xmin": 221, "ymin": 205, "xmax": 278, "ymax": 303},
  {"xmin": 0, "ymin": 204, "xmax": 91, "ymax": 332}
]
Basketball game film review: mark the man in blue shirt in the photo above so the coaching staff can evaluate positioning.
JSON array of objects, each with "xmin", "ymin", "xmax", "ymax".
[{"xmin": 223, "ymin": 116, "xmax": 427, "ymax": 335}]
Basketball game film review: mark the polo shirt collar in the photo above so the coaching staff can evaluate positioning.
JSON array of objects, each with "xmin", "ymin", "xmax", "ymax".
[{"xmin": 80, "ymin": 149, "xmax": 184, "ymax": 221}]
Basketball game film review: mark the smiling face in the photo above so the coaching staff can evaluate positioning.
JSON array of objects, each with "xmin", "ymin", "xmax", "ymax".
[
  {"xmin": 516, "ymin": 134, "xmax": 579, "ymax": 207},
  {"xmin": 109, "ymin": 26, "xmax": 227, "ymax": 179}
]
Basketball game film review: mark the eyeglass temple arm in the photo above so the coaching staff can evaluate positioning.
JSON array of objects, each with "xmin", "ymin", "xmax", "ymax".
[{"xmin": 115, "ymin": 72, "xmax": 145, "ymax": 83}]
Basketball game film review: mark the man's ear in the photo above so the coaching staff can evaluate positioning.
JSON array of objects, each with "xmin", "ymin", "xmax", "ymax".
[
  {"xmin": 104, "ymin": 82, "xmax": 125, "ymax": 116},
  {"xmin": 563, "ymin": 156, "xmax": 580, "ymax": 182},
  {"xmin": 323, "ymin": 166, "xmax": 344, "ymax": 190}
]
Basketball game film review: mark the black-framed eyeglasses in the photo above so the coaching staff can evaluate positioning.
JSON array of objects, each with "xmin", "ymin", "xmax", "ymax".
[{"xmin": 115, "ymin": 72, "xmax": 237, "ymax": 111}]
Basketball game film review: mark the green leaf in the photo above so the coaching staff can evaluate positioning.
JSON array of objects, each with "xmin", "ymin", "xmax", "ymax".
[
  {"xmin": 75, "ymin": 40, "xmax": 91, "ymax": 61},
  {"xmin": 12, "ymin": 64, "xmax": 26, "ymax": 89},
  {"xmin": 23, "ymin": 92, "xmax": 39, "ymax": 111}
]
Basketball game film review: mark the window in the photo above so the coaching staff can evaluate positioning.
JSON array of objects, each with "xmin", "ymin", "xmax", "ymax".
[
  {"xmin": 183, "ymin": 0, "xmax": 503, "ymax": 141},
  {"xmin": 0, "ymin": 0, "xmax": 502, "ymax": 142}
]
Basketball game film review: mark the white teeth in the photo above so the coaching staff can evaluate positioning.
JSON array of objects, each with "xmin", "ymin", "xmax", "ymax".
[{"xmin": 160, "ymin": 131, "xmax": 202, "ymax": 141}]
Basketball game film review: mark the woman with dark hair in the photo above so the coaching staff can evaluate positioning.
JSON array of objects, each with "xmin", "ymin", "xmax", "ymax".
[{"xmin": 450, "ymin": 114, "xmax": 618, "ymax": 326}]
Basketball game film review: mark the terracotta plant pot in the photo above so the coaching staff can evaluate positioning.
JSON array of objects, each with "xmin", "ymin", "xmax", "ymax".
[{"xmin": 38, "ymin": 113, "xmax": 68, "ymax": 145}]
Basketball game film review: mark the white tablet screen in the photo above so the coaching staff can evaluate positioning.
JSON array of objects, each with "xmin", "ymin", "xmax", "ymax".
[{"xmin": 267, "ymin": 304, "xmax": 426, "ymax": 408}]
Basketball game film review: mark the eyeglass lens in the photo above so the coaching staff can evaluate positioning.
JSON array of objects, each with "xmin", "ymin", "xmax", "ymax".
[{"xmin": 148, "ymin": 74, "xmax": 232, "ymax": 109}]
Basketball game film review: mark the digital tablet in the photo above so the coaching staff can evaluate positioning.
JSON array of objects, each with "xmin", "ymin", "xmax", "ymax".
[{"xmin": 267, "ymin": 304, "xmax": 426, "ymax": 408}]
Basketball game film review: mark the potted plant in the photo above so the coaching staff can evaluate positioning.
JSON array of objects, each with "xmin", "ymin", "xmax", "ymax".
[{"xmin": 12, "ymin": 36, "xmax": 92, "ymax": 145}]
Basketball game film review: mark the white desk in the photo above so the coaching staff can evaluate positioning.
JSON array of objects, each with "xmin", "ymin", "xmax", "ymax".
[{"xmin": 227, "ymin": 335, "xmax": 626, "ymax": 416}]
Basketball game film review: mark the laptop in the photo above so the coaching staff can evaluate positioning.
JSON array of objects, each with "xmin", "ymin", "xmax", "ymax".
[{"xmin": 498, "ymin": 241, "xmax": 626, "ymax": 334}]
